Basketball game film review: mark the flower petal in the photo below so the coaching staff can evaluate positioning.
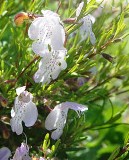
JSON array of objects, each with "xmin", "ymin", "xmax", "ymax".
[
  {"xmin": 58, "ymin": 50, "xmax": 67, "ymax": 69},
  {"xmin": 11, "ymin": 108, "xmax": 15, "ymax": 117},
  {"xmin": 19, "ymin": 143, "xmax": 29, "ymax": 155},
  {"xmin": 31, "ymin": 17, "xmax": 55, "ymax": 40},
  {"xmin": 76, "ymin": 2, "xmax": 84, "ymax": 17},
  {"xmin": 33, "ymin": 69, "xmax": 44, "ymax": 83},
  {"xmin": 61, "ymin": 102, "xmax": 88, "ymax": 112},
  {"xmin": 51, "ymin": 67, "xmax": 61, "ymax": 80},
  {"xmin": 10, "ymin": 118, "xmax": 23, "ymax": 135},
  {"xmin": 22, "ymin": 154, "xmax": 32, "ymax": 160},
  {"xmin": 51, "ymin": 24, "xmax": 65, "ymax": 50},
  {"xmin": 79, "ymin": 14, "xmax": 96, "ymax": 45},
  {"xmin": 41, "ymin": 10, "xmax": 59, "ymax": 18},
  {"xmin": 10, "ymin": 88, "xmax": 37, "ymax": 135},
  {"xmin": 80, "ymin": 16, "xmax": 92, "ymax": 33},
  {"xmin": 88, "ymin": 14, "xmax": 95, "ymax": 24},
  {"xmin": 16, "ymin": 86, "xmax": 26, "ymax": 96},
  {"xmin": 34, "ymin": 50, "xmax": 67, "ymax": 85},
  {"xmin": 45, "ymin": 106, "xmax": 61, "ymax": 131},
  {"xmin": 89, "ymin": 31, "xmax": 96, "ymax": 45},
  {"xmin": 45, "ymin": 102, "xmax": 87, "ymax": 140},
  {"xmin": 39, "ymin": 157, "xmax": 45, "ymax": 160},
  {"xmin": 51, "ymin": 128, "xmax": 63, "ymax": 140},
  {"xmin": 20, "ymin": 91, "xmax": 33, "ymax": 103},
  {"xmin": 45, "ymin": 104, "xmax": 68, "ymax": 140},
  {"xmin": 12, "ymin": 143, "xmax": 31, "ymax": 160},
  {"xmin": 10, "ymin": 97, "xmax": 26, "ymax": 135},
  {"xmin": 28, "ymin": 17, "xmax": 47, "ymax": 40},
  {"xmin": 23, "ymin": 101, "xmax": 38, "ymax": 127},
  {"xmin": 32, "ymin": 40, "xmax": 49, "ymax": 56},
  {"xmin": 45, "ymin": 104, "xmax": 68, "ymax": 130},
  {"xmin": 61, "ymin": 60, "xmax": 67, "ymax": 70},
  {"xmin": 0, "ymin": 147, "xmax": 11, "ymax": 160}
]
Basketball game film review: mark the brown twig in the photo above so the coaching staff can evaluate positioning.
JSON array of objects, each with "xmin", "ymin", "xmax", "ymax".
[
  {"xmin": 63, "ymin": 18, "xmax": 76, "ymax": 24},
  {"xmin": 16, "ymin": 56, "xmax": 39, "ymax": 82},
  {"xmin": 7, "ymin": 56, "xmax": 40, "ymax": 91},
  {"xmin": 56, "ymin": 1, "xmax": 62, "ymax": 13}
]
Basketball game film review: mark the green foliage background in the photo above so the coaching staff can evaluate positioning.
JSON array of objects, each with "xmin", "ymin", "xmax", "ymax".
[{"xmin": 1, "ymin": 0, "xmax": 129, "ymax": 159}]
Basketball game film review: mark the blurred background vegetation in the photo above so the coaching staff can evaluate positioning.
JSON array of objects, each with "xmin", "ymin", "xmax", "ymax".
[{"xmin": 1, "ymin": 0, "xmax": 129, "ymax": 159}]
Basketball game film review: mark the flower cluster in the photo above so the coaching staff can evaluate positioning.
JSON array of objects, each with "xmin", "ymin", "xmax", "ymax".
[
  {"xmin": 8, "ymin": 1, "xmax": 97, "ymax": 158},
  {"xmin": 28, "ymin": 10, "xmax": 67, "ymax": 85},
  {"xmin": 28, "ymin": 2, "xmax": 96, "ymax": 85}
]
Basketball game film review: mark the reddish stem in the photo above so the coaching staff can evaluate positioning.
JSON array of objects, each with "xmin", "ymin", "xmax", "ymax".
[{"xmin": 16, "ymin": 56, "xmax": 40, "ymax": 82}]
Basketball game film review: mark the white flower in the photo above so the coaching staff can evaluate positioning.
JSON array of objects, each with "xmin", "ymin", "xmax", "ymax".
[
  {"xmin": 76, "ymin": 2, "xmax": 96, "ymax": 45},
  {"xmin": 10, "ymin": 86, "xmax": 38, "ymax": 135},
  {"xmin": 45, "ymin": 102, "xmax": 88, "ymax": 140},
  {"xmin": 0, "ymin": 147, "xmax": 11, "ymax": 160},
  {"xmin": 79, "ymin": 15, "xmax": 96, "ymax": 45},
  {"xmin": 28, "ymin": 10, "xmax": 66, "ymax": 57},
  {"xmin": 34, "ymin": 50, "xmax": 67, "ymax": 85},
  {"xmin": 11, "ymin": 143, "xmax": 31, "ymax": 160}
]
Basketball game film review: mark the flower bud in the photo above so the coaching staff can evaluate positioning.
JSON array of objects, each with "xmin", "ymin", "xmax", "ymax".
[
  {"xmin": 113, "ymin": 38, "xmax": 122, "ymax": 43},
  {"xmin": 101, "ymin": 53, "xmax": 114, "ymax": 63},
  {"xmin": 2, "ymin": 127, "xmax": 10, "ymax": 139},
  {"xmin": 0, "ymin": 96, "xmax": 8, "ymax": 107},
  {"xmin": 1, "ymin": 116, "xmax": 10, "ymax": 125},
  {"xmin": 63, "ymin": 18, "xmax": 76, "ymax": 24},
  {"xmin": 77, "ymin": 77, "xmax": 87, "ymax": 87},
  {"xmin": 14, "ymin": 12, "xmax": 29, "ymax": 26},
  {"xmin": 43, "ymin": 98, "xmax": 52, "ymax": 107}
]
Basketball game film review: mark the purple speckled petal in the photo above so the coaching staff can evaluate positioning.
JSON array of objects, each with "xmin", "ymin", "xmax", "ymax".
[{"xmin": 12, "ymin": 143, "xmax": 31, "ymax": 160}]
